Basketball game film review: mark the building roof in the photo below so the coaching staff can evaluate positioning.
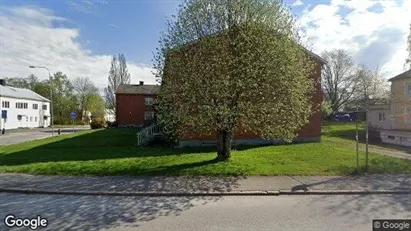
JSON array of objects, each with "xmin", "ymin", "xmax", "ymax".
[
  {"xmin": 115, "ymin": 84, "xmax": 160, "ymax": 95},
  {"xmin": 0, "ymin": 85, "xmax": 50, "ymax": 102},
  {"xmin": 388, "ymin": 69, "xmax": 411, "ymax": 82},
  {"xmin": 168, "ymin": 27, "xmax": 327, "ymax": 65}
]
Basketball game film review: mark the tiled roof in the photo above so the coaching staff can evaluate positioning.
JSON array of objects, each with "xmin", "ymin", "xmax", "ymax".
[
  {"xmin": 115, "ymin": 84, "xmax": 160, "ymax": 95},
  {"xmin": 388, "ymin": 69, "xmax": 411, "ymax": 82},
  {"xmin": 0, "ymin": 85, "xmax": 50, "ymax": 102}
]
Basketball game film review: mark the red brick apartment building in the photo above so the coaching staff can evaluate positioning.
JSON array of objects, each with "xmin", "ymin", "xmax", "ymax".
[
  {"xmin": 115, "ymin": 81, "xmax": 160, "ymax": 127},
  {"xmin": 116, "ymin": 52, "xmax": 324, "ymax": 147},
  {"xmin": 116, "ymin": 37, "xmax": 325, "ymax": 146}
]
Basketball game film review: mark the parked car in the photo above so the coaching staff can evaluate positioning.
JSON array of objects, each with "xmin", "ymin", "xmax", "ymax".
[{"xmin": 331, "ymin": 114, "xmax": 352, "ymax": 122}]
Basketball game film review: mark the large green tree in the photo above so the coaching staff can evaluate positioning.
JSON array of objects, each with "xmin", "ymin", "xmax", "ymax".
[
  {"xmin": 154, "ymin": 0, "xmax": 317, "ymax": 160},
  {"xmin": 49, "ymin": 72, "xmax": 78, "ymax": 125}
]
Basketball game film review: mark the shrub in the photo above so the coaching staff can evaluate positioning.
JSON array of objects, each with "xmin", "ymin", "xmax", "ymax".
[
  {"xmin": 106, "ymin": 121, "xmax": 117, "ymax": 128},
  {"xmin": 90, "ymin": 118, "xmax": 106, "ymax": 129}
]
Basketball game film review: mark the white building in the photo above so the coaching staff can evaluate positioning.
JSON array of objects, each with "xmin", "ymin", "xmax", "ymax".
[
  {"xmin": 0, "ymin": 80, "xmax": 51, "ymax": 130},
  {"xmin": 105, "ymin": 109, "xmax": 115, "ymax": 122}
]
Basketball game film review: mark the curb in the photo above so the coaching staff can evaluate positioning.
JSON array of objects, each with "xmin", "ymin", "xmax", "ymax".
[{"xmin": 0, "ymin": 188, "xmax": 410, "ymax": 197}]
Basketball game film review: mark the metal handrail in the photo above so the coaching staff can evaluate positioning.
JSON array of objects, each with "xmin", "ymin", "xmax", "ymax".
[{"xmin": 136, "ymin": 124, "xmax": 160, "ymax": 146}]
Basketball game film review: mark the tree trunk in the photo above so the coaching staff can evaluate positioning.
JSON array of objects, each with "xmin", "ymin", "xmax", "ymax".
[{"xmin": 216, "ymin": 130, "xmax": 233, "ymax": 161}]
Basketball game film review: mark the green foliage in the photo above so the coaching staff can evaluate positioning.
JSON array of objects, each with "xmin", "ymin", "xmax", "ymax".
[
  {"xmin": 50, "ymin": 72, "xmax": 78, "ymax": 125},
  {"xmin": 154, "ymin": 0, "xmax": 316, "ymax": 147},
  {"xmin": 90, "ymin": 118, "xmax": 106, "ymax": 129},
  {"xmin": 155, "ymin": 98, "xmax": 181, "ymax": 146},
  {"xmin": 72, "ymin": 76, "xmax": 99, "ymax": 122},
  {"xmin": 88, "ymin": 93, "xmax": 106, "ymax": 118},
  {"xmin": 5, "ymin": 74, "xmax": 38, "ymax": 89},
  {"xmin": 321, "ymin": 100, "xmax": 332, "ymax": 119}
]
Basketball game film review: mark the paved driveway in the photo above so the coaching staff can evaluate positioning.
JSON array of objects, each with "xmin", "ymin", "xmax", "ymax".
[{"xmin": 0, "ymin": 128, "xmax": 89, "ymax": 146}]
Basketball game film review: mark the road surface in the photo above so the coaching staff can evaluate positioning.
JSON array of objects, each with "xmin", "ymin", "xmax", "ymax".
[
  {"xmin": 1, "ymin": 193, "xmax": 410, "ymax": 230},
  {"xmin": 0, "ymin": 128, "xmax": 89, "ymax": 146}
]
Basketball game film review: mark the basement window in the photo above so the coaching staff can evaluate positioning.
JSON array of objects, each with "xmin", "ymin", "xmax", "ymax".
[{"xmin": 387, "ymin": 135, "xmax": 396, "ymax": 140}]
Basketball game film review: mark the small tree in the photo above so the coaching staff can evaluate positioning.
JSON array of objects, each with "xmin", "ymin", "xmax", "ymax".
[
  {"xmin": 104, "ymin": 54, "xmax": 131, "ymax": 115},
  {"xmin": 154, "ymin": 0, "xmax": 318, "ymax": 160},
  {"xmin": 72, "ymin": 76, "xmax": 98, "ymax": 122}
]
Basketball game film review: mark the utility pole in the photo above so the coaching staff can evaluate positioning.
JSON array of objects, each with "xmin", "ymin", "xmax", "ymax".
[{"xmin": 365, "ymin": 97, "xmax": 369, "ymax": 172}]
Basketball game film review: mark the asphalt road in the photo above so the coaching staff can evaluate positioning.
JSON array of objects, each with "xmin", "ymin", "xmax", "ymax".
[
  {"xmin": 0, "ymin": 128, "xmax": 89, "ymax": 146},
  {"xmin": 1, "ymin": 193, "xmax": 410, "ymax": 231}
]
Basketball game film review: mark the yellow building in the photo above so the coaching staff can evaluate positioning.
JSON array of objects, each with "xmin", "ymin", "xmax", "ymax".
[{"xmin": 379, "ymin": 70, "xmax": 411, "ymax": 146}]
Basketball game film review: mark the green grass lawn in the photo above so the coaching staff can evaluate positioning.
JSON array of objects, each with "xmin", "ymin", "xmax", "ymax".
[{"xmin": 0, "ymin": 123, "xmax": 410, "ymax": 176}]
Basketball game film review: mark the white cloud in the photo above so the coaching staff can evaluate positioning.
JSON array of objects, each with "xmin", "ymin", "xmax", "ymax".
[
  {"xmin": 66, "ymin": 0, "xmax": 108, "ymax": 14},
  {"xmin": 107, "ymin": 23, "xmax": 120, "ymax": 28},
  {"xmin": 292, "ymin": 0, "xmax": 304, "ymax": 7},
  {"xmin": 298, "ymin": 0, "xmax": 411, "ymax": 78},
  {"xmin": 0, "ymin": 6, "xmax": 156, "ymax": 94}
]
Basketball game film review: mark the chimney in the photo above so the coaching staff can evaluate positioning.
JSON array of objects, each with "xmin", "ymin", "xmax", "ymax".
[
  {"xmin": 0, "ymin": 79, "xmax": 5, "ymax": 86},
  {"xmin": 139, "ymin": 81, "xmax": 144, "ymax": 86}
]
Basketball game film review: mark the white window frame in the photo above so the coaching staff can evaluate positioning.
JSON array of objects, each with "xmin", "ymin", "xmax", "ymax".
[
  {"xmin": 378, "ymin": 112, "xmax": 385, "ymax": 122},
  {"xmin": 144, "ymin": 97, "xmax": 154, "ymax": 105},
  {"xmin": 42, "ymin": 105, "xmax": 47, "ymax": 110},
  {"xmin": 144, "ymin": 111, "xmax": 154, "ymax": 121},
  {"xmin": 33, "ymin": 104, "xmax": 38, "ymax": 110}
]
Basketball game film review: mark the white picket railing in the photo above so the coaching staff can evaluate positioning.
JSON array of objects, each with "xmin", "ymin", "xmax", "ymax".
[{"xmin": 136, "ymin": 124, "xmax": 160, "ymax": 146}]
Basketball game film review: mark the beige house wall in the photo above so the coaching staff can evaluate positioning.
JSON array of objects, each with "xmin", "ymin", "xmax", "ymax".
[
  {"xmin": 368, "ymin": 105, "xmax": 391, "ymax": 130},
  {"xmin": 390, "ymin": 77, "xmax": 411, "ymax": 130}
]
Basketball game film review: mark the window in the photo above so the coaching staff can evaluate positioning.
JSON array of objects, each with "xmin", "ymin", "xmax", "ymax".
[
  {"xmin": 42, "ymin": 105, "xmax": 47, "ymax": 110},
  {"xmin": 1, "ymin": 101, "xmax": 9, "ymax": 108},
  {"xmin": 378, "ymin": 112, "xmax": 385, "ymax": 122},
  {"xmin": 144, "ymin": 111, "xmax": 154, "ymax": 120},
  {"xmin": 405, "ymin": 82, "xmax": 411, "ymax": 97},
  {"xmin": 26, "ymin": 116, "xmax": 28, "ymax": 122},
  {"xmin": 15, "ymin": 102, "xmax": 28, "ymax": 109},
  {"xmin": 30, "ymin": 116, "xmax": 33, "ymax": 122},
  {"xmin": 33, "ymin": 104, "xmax": 38, "ymax": 110},
  {"xmin": 17, "ymin": 115, "xmax": 22, "ymax": 121},
  {"xmin": 387, "ymin": 135, "xmax": 396, "ymax": 140},
  {"xmin": 35, "ymin": 117, "xmax": 37, "ymax": 122},
  {"xmin": 405, "ymin": 107, "xmax": 411, "ymax": 124},
  {"xmin": 145, "ymin": 97, "xmax": 154, "ymax": 105}
]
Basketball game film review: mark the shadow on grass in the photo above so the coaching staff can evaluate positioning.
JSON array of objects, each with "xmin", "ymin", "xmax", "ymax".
[
  {"xmin": 115, "ymin": 159, "xmax": 224, "ymax": 176},
  {"xmin": 0, "ymin": 128, "xmax": 220, "ymax": 167}
]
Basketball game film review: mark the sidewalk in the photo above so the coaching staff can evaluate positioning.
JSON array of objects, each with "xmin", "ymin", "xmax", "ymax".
[{"xmin": 0, "ymin": 173, "xmax": 410, "ymax": 196}]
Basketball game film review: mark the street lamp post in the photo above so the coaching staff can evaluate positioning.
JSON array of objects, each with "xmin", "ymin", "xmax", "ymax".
[{"xmin": 29, "ymin": 66, "xmax": 54, "ymax": 137}]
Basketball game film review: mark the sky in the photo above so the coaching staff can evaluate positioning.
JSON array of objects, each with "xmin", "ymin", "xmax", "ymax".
[{"xmin": 0, "ymin": 0, "xmax": 410, "ymax": 93}]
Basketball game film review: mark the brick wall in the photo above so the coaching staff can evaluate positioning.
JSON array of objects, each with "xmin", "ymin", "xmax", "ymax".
[
  {"xmin": 179, "ymin": 60, "xmax": 323, "ymax": 141},
  {"xmin": 116, "ymin": 94, "xmax": 156, "ymax": 127}
]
